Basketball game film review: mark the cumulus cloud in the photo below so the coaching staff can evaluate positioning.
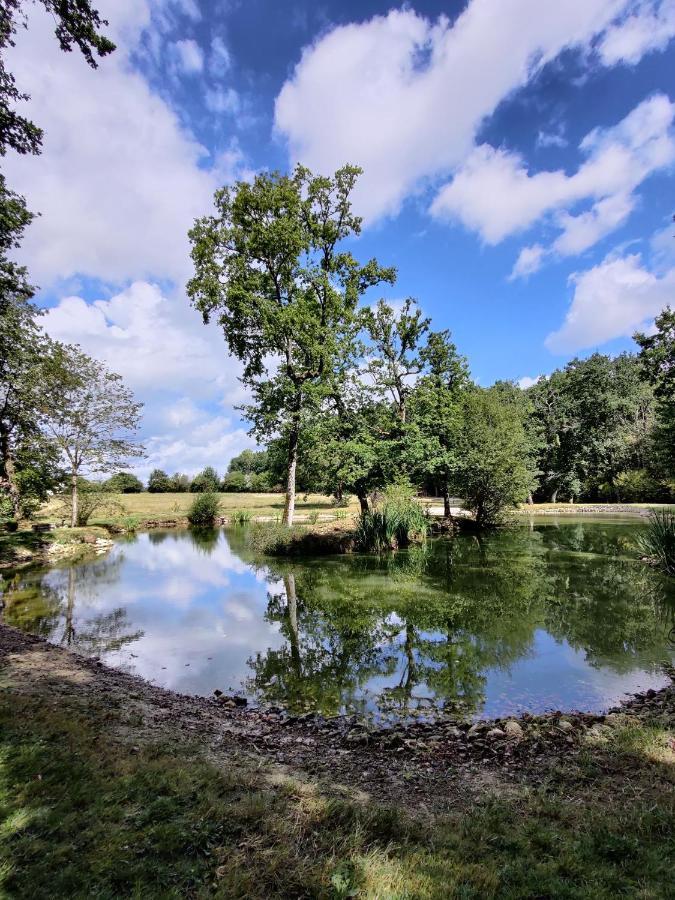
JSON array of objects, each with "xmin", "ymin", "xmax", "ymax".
[
  {"xmin": 275, "ymin": 1, "xmax": 642, "ymax": 222},
  {"xmin": 598, "ymin": 0, "xmax": 675, "ymax": 64},
  {"xmin": 2, "ymin": 1, "xmax": 246, "ymax": 286},
  {"xmin": 517, "ymin": 375, "xmax": 542, "ymax": 389},
  {"xmin": 434, "ymin": 93, "xmax": 674, "ymax": 266},
  {"xmin": 545, "ymin": 253, "xmax": 675, "ymax": 352}
]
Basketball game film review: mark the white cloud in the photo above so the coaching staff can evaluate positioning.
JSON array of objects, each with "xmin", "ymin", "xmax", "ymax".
[
  {"xmin": 172, "ymin": 38, "xmax": 204, "ymax": 73},
  {"xmin": 205, "ymin": 86, "xmax": 240, "ymax": 114},
  {"xmin": 517, "ymin": 375, "xmax": 542, "ymax": 389},
  {"xmin": 510, "ymin": 244, "xmax": 546, "ymax": 280},
  {"xmin": 435, "ymin": 93, "xmax": 675, "ymax": 273},
  {"xmin": 3, "ymin": 1, "xmax": 246, "ymax": 287},
  {"xmin": 536, "ymin": 129, "xmax": 568, "ymax": 149},
  {"xmin": 598, "ymin": 0, "xmax": 675, "ymax": 65},
  {"xmin": 545, "ymin": 253, "xmax": 675, "ymax": 352},
  {"xmin": 275, "ymin": 1, "xmax": 635, "ymax": 222}
]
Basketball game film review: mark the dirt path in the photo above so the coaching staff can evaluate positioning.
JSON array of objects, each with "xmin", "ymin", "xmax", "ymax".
[{"xmin": 2, "ymin": 624, "xmax": 673, "ymax": 815}]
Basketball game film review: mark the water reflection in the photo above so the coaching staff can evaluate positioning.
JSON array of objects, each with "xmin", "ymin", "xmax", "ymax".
[{"xmin": 2, "ymin": 521, "xmax": 674, "ymax": 722}]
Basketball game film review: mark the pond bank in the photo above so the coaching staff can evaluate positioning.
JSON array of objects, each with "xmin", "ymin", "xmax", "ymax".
[
  {"xmin": 0, "ymin": 527, "xmax": 114, "ymax": 571},
  {"xmin": 1, "ymin": 622, "xmax": 673, "ymax": 897}
]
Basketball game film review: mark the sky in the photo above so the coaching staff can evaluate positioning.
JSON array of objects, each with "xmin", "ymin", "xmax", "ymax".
[{"xmin": 4, "ymin": 0, "xmax": 675, "ymax": 477}]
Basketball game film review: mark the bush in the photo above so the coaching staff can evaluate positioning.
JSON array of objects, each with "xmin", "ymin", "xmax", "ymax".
[
  {"xmin": 221, "ymin": 471, "xmax": 247, "ymax": 492},
  {"xmin": 187, "ymin": 492, "xmax": 222, "ymax": 526},
  {"xmin": 637, "ymin": 509, "xmax": 675, "ymax": 576},
  {"xmin": 54, "ymin": 482, "xmax": 123, "ymax": 526},
  {"xmin": 614, "ymin": 469, "xmax": 675, "ymax": 503},
  {"xmin": 355, "ymin": 483, "xmax": 428, "ymax": 552}
]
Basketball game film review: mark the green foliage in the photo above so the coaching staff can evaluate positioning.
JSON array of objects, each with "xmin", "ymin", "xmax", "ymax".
[
  {"xmin": 637, "ymin": 509, "xmax": 675, "ymax": 576},
  {"xmin": 635, "ymin": 307, "xmax": 675, "ymax": 478},
  {"xmin": 168, "ymin": 472, "xmax": 190, "ymax": 493},
  {"xmin": 146, "ymin": 469, "xmax": 171, "ymax": 493},
  {"xmin": 221, "ymin": 470, "xmax": 247, "ymax": 492},
  {"xmin": 189, "ymin": 466, "xmax": 220, "ymax": 493},
  {"xmin": 187, "ymin": 492, "xmax": 221, "ymax": 526},
  {"xmin": 355, "ymin": 483, "xmax": 428, "ymax": 551},
  {"xmin": 454, "ymin": 386, "xmax": 537, "ymax": 527},
  {"xmin": 612, "ymin": 469, "xmax": 674, "ymax": 503},
  {"xmin": 188, "ymin": 164, "xmax": 395, "ymax": 524},
  {"xmin": 103, "ymin": 472, "xmax": 143, "ymax": 493},
  {"xmin": 247, "ymin": 522, "xmax": 307, "ymax": 555},
  {"xmin": 52, "ymin": 481, "xmax": 122, "ymax": 527}
]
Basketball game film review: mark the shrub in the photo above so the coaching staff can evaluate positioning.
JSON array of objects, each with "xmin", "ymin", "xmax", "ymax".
[
  {"xmin": 614, "ymin": 469, "xmax": 674, "ymax": 503},
  {"xmin": 53, "ymin": 482, "xmax": 123, "ymax": 526},
  {"xmin": 221, "ymin": 471, "xmax": 247, "ymax": 493},
  {"xmin": 187, "ymin": 492, "xmax": 222, "ymax": 526},
  {"xmin": 637, "ymin": 509, "xmax": 675, "ymax": 576}
]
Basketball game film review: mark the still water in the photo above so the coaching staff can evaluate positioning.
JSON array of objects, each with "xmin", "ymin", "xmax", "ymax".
[{"xmin": 2, "ymin": 520, "xmax": 674, "ymax": 722}]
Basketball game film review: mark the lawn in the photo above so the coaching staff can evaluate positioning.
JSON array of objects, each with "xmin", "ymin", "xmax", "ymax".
[
  {"xmin": 36, "ymin": 492, "xmax": 360, "ymax": 528},
  {"xmin": 1, "ymin": 650, "xmax": 673, "ymax": 898}
]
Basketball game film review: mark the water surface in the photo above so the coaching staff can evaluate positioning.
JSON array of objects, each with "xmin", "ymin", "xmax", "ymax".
[{"xmin": 2, "ymin": 520, "xmax": 674, "ymax": 722}]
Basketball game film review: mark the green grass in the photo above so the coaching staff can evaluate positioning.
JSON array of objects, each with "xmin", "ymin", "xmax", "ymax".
[
  {"xmin": 0, "ymin": 688, "xmax": 672, "ymax": 897},
  {"xmin": 637, "ymin": 508, "xmax": 675, "ymax": 575},
  {"xmin": 36, "ymin": 493, "xmax": 360, "ymax": 528}
]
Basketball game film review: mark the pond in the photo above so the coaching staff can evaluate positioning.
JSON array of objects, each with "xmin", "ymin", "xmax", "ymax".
[{"xmin": 2, "ymin": 519, "xmax": 674, "ymax": 723}]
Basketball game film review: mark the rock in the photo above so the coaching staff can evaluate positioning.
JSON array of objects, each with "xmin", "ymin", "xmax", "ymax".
[
  {"xmin": 232, "ymin": 695, "xmax": 248, "ymax": 707},
  {"xmin": 504, "ymin": 720, "xmax": 524, "ymax": 740},
  {"xmin": 487, "ymin": 727, "xmax": 505, "ymax": 740},
  {"xmin": 558, "ymin": 719, "xmax": 574, "ymax": 733},
  {"xmin": 213, "ymin": 689, "xmax": 223, "ymax": 697},
  {"xmin": 466, "ymin": 724, "xmax": 482, "ymax": 738}
]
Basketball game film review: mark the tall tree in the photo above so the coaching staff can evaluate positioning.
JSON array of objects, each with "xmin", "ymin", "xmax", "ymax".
[
  {"xmin": 40, "ymin": 345, "xmax": 144, "ymax": 527},
  {"xmin": 188, "ymin": 165, "xmax": 394, "ymax": 524},
  {"xmin": 635, "ymin": 307, "xmax": 675, "ymax": 477},
  {"xmin": 408, "ymin": 330, "xmax": 469, "ymax": 516}
]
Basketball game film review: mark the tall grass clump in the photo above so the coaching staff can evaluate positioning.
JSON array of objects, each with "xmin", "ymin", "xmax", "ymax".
[
  {"xmin": 355, "ymin": 483, "xmax": 428, "ymax": 552},
  {"xmin": 187, "ymin": 492, "xmax": 222, "ymax": 526},
  {"xmin": 637, "ymin": 508, "xmax": 675, "ymax": 576},
  {"xmin": 230, "ymin": 509, "xmax": 252, "ymax": 526}
]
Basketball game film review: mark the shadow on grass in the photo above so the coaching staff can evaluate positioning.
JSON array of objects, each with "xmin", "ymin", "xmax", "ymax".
[{"xmin": 0, "ymin": 683, "xmax": 673, "ymax": 897}]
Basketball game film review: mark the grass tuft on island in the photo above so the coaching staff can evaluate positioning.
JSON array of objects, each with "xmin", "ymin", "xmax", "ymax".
[{"xmin": 0, "ymin": 626, "xmax": 673, "ymax": 899}]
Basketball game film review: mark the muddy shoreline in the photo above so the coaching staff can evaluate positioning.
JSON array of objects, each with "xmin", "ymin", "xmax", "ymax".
[{"xmin": 2, "ymin": 624, "xmax": 672, "ymax": 811}]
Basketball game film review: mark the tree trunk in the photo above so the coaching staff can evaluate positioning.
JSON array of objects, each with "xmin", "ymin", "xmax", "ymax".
[
  {"xmin": 71, "ymin": 470, "xmax": 79, "ymax": 528},
  {"xmin": 284, "ymin": 573, "xmax": 301, "ymax": 677},
  {"xmin": 443, "ymin": 486, "xmax": 451, "ymax": 519},
  {"xmin": 282, "ymin": 421, "xmax": 299, "ymax": 526},
  {"xmin": 357, "ymin": 491, "xmax": 369, "ymax": 514},
  {"xmin": 0, "ymin": 426, "xmax": 21, "ymax": 519},
  {"xmin": 527, "ymin": 491, "xmax": 534, "ymax": 505},
  {"xmin": 551, "ymin": 488, "xmax": 558, "ymax": 504}
]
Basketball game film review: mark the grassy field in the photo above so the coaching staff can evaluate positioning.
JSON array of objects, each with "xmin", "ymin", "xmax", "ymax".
[
  {"xmin": 1, "ymin": 642, "xmax": 673, "ymax": 898},
  {"xmin": 36, "ymin": 492, "xmax": 361, "ymax": 527}
]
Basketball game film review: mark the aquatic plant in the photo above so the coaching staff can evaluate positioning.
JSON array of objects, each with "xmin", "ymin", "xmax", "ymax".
[
  {"xmin": 355, "ymin": 484, "xmax": 428, "ymax": 552},
  {"xmin": 230, "ymin": 509, "xmax": 252, "ymax": 526},
  {"xmin": 187, "ymin": 492, "xmax": 222, "ymax": 526},
  {"xmin": 637, "ymin": 509, "xmax": 675, "ymax": 576}
]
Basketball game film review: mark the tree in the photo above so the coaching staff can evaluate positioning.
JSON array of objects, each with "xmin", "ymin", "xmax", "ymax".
[
  {"xmin": 221, "ymin": 470, "xmax": 247, "ymax": 492},
  {"xmin": 363, "ymin": 298, "xmax": 430, "ymax": 424},
  {"xmin": 453, "ymin": 386, "xmax": 537, "ymax": 527},
  {"xmin": 408, "ymin": 330, "xmax": 469, "ymax": 516},
  {"xmin": 104, "ymin": 471, "xmax": 143, "ymax": 493},
  {"xmin": 635, "ymin": 307, "xmax": 675, "ymax": 477},
  {"xmin": 228, "ymin": 448, "xmax": 269, "ymax": 476},
  {"xmin": 190, "ymin": 466, "xmax": 220, "ymax": 493},
  {"xmin": 147, "ymin": 468, "xmax": 171, "ymax": 493},
  {"xmin": 0, "ymin": 181, "xmax": 43, "ymax": 516},
  {"xmin": 188, "ymin": 164, "xmax": 394, "ymax": 524},
  {"xmin": 1, "ymin": 0, "xmax": 114, "ymax": 158},
  {"xmin": 168, "ymin": 472, "xmax": 190, "ymax": 493},
  {"xmin": 40, "ymin": 345, "xmax": 144, "ymax": 527}
]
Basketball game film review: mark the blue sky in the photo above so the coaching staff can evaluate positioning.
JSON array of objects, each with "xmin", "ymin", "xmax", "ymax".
[{"xmin": 5, "ymin": 0, "xmax": 675, "ymax": 475}]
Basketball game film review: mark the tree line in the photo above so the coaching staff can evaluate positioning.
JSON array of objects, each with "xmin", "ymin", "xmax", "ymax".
[{"xmin": 188, "ymin": 166, "xmax": 675, "ymax": 526}]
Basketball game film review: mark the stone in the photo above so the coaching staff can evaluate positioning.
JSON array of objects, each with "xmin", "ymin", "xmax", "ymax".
[
  {"xmin": 486, "ymin": 727, "xmax": 505, "ymax": 739},
  {"xmin": 557, "ymin": 719, "xmax": 574, "ymax": 733},
  {"xmin": 504, "ymin": 720, "xmax": 524, "ymax": 740}
]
